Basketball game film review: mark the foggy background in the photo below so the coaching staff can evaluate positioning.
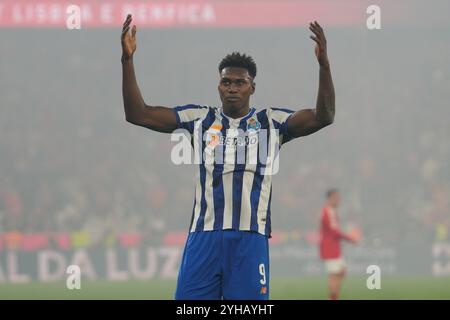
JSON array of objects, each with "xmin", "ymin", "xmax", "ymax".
[{"xmin": 1, "ymin": 0, "xmax": 449, "ymax": 281}]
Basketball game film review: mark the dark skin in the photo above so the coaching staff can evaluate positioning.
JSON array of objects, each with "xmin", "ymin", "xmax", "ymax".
[
  {"xmin": 218, "ymin": 67, "xmax": 255, "ymax": 119},
  {"xmin": 121, "ymin": 15, "xmax": 334, "ymax": 136},
  {"xmin": 121, "ymin": 14, "xmax": 177, "ymax": 133}
]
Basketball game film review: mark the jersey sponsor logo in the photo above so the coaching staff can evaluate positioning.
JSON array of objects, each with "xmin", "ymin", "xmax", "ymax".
[
  {"xmin": 207, "ymin": 125, "xmax": 259, "ymax": 147},
  {"xmin": 218, "ymin": 134, "xmax": 258, "ymax": 147},
  {"xmin": 205, "ymin": 124, "xmax": 222, "ymax": 147}
]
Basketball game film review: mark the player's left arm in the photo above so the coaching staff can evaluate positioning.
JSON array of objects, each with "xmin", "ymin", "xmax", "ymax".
[{"xmin": 287, "ymin": 21, "xmax": 335, "ymax": 138}]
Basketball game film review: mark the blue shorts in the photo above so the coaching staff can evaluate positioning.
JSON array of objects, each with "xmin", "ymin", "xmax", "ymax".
[{"xmin": 175, "ymin": 229, "xmax": 270, "ymax": 300}]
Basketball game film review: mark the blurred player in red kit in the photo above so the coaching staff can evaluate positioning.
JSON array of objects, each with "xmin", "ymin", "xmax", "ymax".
[{"xmin": 319, "ymin": 189, "xmax": 361, "ymax": 300}]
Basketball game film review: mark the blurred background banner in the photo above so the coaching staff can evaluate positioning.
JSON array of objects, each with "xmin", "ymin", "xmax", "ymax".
[
  {"xmin": 0, "ymin": 0, "xmax": 450, "ymax": 295},
  {"xmin": 0, "ymin": 232, "xmax": 448, "ymax": 282},
  {"xmin": 1, "ymin": 0, "xmax": 448, "ymax": 28},
  {"xmin": 0, "ymin": 0, "xmax": 364, "ymax": 28}
]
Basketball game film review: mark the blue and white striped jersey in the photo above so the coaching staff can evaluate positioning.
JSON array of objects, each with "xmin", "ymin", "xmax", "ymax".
[{"xmin": 173, "ymin": 105, "xmax": 297, "ymax": 237}]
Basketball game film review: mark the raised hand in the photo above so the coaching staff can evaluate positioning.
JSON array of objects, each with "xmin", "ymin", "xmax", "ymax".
[
  {"xmin": 121, "ymin": 14, "xmax": 137, "ymax": 61},
  {"xmin": 309, "ymin": 21, "xmax": 329, "ymax": 67}
]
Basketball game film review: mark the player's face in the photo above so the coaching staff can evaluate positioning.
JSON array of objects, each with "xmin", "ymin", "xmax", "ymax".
[
  {"xmin": 331, "ymin": 192, "xmax": 341, "ymax": 207},
  {"xmin": 218, "ymin": 67, "xmax": 255, "ymax": 112}
]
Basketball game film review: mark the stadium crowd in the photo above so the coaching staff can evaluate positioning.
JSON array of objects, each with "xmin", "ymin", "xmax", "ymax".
[{"xmin": 1, "ymin": 27, "xmax": 449, "ymax": 250}]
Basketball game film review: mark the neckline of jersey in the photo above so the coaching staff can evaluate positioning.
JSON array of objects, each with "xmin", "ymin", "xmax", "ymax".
[{"xmin": 219, "ymin": 107, "xmax": 256, "ymax": 123}]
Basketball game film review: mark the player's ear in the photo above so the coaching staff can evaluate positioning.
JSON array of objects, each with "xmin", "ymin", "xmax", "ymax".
[{"xmin": 251, "ymin": 81, "xmax": 256, "ymax": 94}]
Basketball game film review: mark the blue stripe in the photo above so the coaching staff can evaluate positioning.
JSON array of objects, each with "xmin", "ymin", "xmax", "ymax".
[
  {"xmin": 194, "ymin": 108, "xmax": 217, "ymax": 232},
  {"xmin": 172, "ymin": 108, "xmax": 182, "ymax": 129},
  {"xmin": 272, "ymin": 117, "xmax": 295, "ymax": 145},
  {"xmin": 271, "ymin": 119, "xmax": 283, "ymax": 130},
  {"xmin": 185, "ymin": 120, "xmax": 197, "ymax": 134}
]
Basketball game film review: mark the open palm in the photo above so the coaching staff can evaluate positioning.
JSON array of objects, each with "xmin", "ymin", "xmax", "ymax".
[
  {"xmin": 309, "ymin": 21, "xmax": 329, "ymax": 67},
  {"xmin": 121, "ymin": 14, "xmax": 136, "ymax": 60}
]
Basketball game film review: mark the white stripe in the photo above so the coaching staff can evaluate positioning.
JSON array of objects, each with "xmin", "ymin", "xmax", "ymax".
[
  {"xmin": 202, "ymin": 165, "xmax": 215, "ymax": 231},
  {"xmin": 256, "ymin": 118, "xmax": 278, "ymax": 234},
  {"xmin": 222, "ymin": 167, "xmax": 233, "ymax": 229},
  {"xmin": 268, "ymin": 108, "xmax": 291, "ymax": 124},
  {"xmin": 256, "ymin": 175, "xmax": 272, "ymax": 234},
  {"xmin": 178, "ymin": 106, "xmax": 208, "ymax": 123},
  {"xmin": 222, "ymin": 122, "xmax": 239, "ymax": 229}
]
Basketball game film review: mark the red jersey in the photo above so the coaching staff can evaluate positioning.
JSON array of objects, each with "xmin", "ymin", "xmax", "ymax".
[{"xmin": 319, "ymin": 206, "xmax": 353, "ymax": 259}]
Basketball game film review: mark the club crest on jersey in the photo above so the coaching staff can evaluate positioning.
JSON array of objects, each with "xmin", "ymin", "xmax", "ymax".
[{"xmin": 247, "ymin": 117, "xmax": 261, "ymax": 132}]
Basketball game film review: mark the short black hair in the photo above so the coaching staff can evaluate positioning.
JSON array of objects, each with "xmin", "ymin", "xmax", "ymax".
[
  {"xmin": 326, "ymin": 188, "xmax": 339, "ymax": 199},
  {"xmin": 218, "ymin": 52, "xmax": 257, "ymax": 78}
]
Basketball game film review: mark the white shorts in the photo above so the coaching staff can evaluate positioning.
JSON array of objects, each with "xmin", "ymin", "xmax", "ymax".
[{"xmin": 324, "ymin": 258, "xmax": 346, "ymax": 274}]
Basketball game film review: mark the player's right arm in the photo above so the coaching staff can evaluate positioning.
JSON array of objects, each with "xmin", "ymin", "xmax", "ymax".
[{"xmin": 121, "ymin": 14, "xmax": 177, "ymax": 133}]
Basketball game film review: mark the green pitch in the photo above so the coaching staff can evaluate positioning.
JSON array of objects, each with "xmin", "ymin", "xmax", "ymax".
[{"xmin": 1, "ymin": 277, "xmax": 450, "ymax": 300}]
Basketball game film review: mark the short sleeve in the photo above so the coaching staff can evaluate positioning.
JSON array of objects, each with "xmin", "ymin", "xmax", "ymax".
[
  {"xmin": 172, "ymin": 104, "xmax": 209, "ymax": 134},
  {"xmin": 268, "ymin": 107, "xmax": 296, "ymax": 145}
]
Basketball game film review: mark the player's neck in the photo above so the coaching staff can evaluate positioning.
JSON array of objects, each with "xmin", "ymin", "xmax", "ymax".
[{"xmin": 221, "ymin": 105, "xmax": 251, "ymax": 119}]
